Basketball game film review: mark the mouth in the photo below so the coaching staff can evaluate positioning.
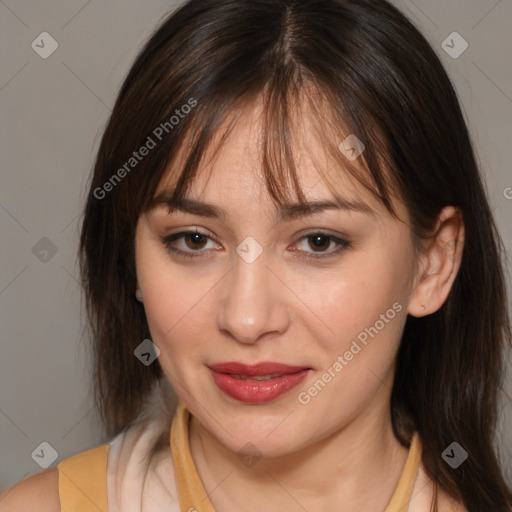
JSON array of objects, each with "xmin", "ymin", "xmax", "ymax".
[{"xmin": 207, "ymin": 361, "xmax": 312, "ymax": 403}]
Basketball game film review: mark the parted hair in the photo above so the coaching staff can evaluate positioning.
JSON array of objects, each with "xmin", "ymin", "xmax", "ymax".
[{"xmin": 78, "ymin": 0, "xmax": 512, "ymax": 510}]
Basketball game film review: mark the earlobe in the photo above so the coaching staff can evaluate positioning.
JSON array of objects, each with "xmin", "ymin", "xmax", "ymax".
[{"xmin": 407, "ymin": 206, "xmax": 464, "ymax": 318}]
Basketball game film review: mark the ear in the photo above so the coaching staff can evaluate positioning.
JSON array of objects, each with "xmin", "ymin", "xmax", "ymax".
[
  {"xmin": 408, "ymin": 206, "xmax": 465, "ymax": 317},
  {"xmin": 135, "ymin": 281, "xmax": 143, "ymax": 302}
]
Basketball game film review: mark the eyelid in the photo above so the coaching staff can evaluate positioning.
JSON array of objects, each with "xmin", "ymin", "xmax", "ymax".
[
  {"xmin": 162, "ymin": 226, "xmax": 217, "ymax": 241},
  {"xmin": 159, "ymin": 228, "xmax": 219, "ymax": 259},
  {"xmin": 291, "ymin": 231, "xmax": 350, "ymax": 261}
]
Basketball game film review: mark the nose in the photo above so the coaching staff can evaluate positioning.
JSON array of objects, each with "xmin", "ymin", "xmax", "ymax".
[{"xmin": 216, "ymin": 249, "xmax": 290, "ymax": 345}]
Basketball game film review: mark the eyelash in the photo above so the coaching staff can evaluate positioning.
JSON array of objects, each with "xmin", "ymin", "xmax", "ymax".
[{"xmin": 159, "ymin": 229, "xmax": 350, "ymax": 261}]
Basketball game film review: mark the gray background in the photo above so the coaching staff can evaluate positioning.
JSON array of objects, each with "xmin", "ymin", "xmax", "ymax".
[{"xmin": 1, "ymin": 0, "xmax": 511, "ymax": 492}]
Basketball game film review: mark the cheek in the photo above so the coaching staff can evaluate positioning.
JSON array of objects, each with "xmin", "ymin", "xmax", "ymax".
[
  {"xmin": 136, "ymin": 246, "xmax": 215, "ymax": 362},
  {"xmin": 142, "ymin": 273, "xmax": 201, "ymax": 345},
  {"xmin": 305, "ymin": 243, "xmax": 412, "ymax": 377},
  {"xmin": 136, "ymin": 241, "xmax": 180, "ymax": 340},
  {"xmin": 313, "ymin": 256, "xmax": 409, "ymax": 337},
  {"xmin": 304, "ymin": 278, "xmax": 406, "ymax": 416}
]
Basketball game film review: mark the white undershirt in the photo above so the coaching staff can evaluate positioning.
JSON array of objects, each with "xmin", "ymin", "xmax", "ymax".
[{"xmin": 106, "ymin": 417, "xmax": 181, "ymax": 512}]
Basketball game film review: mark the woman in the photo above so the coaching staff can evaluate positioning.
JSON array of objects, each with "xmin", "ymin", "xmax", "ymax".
[{"xmin": 2, "ymin": 0, "xmax": 511, "ymax": 510}]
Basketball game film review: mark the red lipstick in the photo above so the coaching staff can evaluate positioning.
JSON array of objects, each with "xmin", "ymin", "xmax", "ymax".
[{"xmin": 208, "ymin": 361, "xmax": 312, "ymax": 403}]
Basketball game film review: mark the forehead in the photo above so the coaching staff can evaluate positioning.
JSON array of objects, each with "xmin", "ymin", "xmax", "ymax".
[{"xmin": 150, "ymin": 98, "xmax": 393, "ymax": 220}]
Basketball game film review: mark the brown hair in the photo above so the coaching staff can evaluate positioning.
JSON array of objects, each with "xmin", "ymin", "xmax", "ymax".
[{"xmin": 78, "ymin": 0, "xmax": 512, "ymax": 509}]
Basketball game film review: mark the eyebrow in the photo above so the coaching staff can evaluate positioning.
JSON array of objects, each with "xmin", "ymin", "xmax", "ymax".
[{"xmin": 148, "ymin": 192, "xmax": 375, "ymax": 221}]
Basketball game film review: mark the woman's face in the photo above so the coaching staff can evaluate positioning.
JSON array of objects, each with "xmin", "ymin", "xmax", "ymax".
[{"xmin": 134, "ymin": 106, "xmax": 421, "ymax": 457}]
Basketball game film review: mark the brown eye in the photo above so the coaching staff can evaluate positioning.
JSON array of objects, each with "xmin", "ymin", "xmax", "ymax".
[
  {"xmin": 183, "ymin": 232, "xmax": 208, "ymax": 250},
  {"xmin": 160, "ymin": 230, "xmax": 217, "ymax": 259},
  {"xmin": 294, "ymin": 232, "xmax": 351, "ymax": 261},
  {"xmin": 307, "ymin": 234, "xmax": 331, "ymax": 252}
]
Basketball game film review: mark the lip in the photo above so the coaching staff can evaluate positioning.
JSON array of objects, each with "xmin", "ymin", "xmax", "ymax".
[
  {"xmin": 208, "ymin": 361, "xmax": 310, "ymax": 376},
  {"xmin": 208, "ymin": 361, "xmax": 312, "ymax": 404}
]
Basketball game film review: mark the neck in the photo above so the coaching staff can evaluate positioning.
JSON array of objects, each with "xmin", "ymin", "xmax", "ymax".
[{"xmin": 188, "ymin": 383, "xmax": 410, "ymax": 511}]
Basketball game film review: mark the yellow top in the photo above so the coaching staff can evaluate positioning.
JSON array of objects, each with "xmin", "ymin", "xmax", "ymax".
[
  {"xmin": 58, "ymin": 399, "xmax": 422, "ymax": 511},
  {"xmin": 58, "ymin": 443, "xmax": 109, "ymax": 512}
]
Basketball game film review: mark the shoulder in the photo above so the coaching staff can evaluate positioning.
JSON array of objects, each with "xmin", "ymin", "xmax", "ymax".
[
  {"xmin": 0, "ymin": 442, "xmax": 111, "ymax": 512},
  {"xmin": 0, "ymin": 466, "xmax": 60, "ymax": 511}
]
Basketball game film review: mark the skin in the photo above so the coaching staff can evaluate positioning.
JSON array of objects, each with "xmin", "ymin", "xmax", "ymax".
[{"xmin": 133, "ymin": 102, "xmax": 465, "ymax": 512}]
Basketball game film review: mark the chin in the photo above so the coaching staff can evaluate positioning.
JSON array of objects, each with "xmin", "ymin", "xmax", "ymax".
[{"xmin": 218, "ymin": 424, "xmax": 305, "ymax": 460}]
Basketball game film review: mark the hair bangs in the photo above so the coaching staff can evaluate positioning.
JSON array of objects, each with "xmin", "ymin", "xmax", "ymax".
[{"xmin": 143, "ymin": 75, "xmax": 401, "ymax": 224}]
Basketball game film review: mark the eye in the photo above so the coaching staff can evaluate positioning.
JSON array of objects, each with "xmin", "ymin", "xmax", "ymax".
[
  {"xmin": 160, "ymin": 229, "xmax": 218, "ymax": 259},
  {"xmin": 292, "ymin": 232, "xmax": 351, "ymax": 261}
]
